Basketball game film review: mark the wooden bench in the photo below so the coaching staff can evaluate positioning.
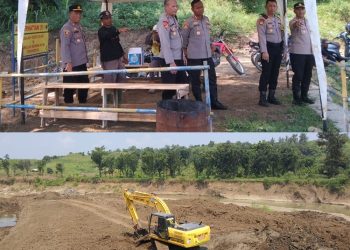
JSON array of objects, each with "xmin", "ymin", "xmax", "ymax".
[{"xmin": 40, "ymin": 82, "xmax": 189, "ymax": 128}]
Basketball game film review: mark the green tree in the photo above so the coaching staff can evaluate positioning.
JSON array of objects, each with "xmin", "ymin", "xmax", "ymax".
[
  {"xmin": 154, "ymin": 150, "xmax": 168, "ymax": 178},
  {"xmin": 212, "ymin": 143, "xmax": 240, "ymax": 178},
  {"xmin": 278, "ymin": 143, "xmax": 300, "ymax": 175},
  {"xmin": 123, "ymin": 151, "xmax": 139, "ymax": 178},
  {"xmin": 0, "ymin": 154, "xmax": 11, "ymax": 177},
  {"xmin": 191, "ymin": 146, "xmax": 213, "ymax": 178},
  {"xmin": 251, "ymin": 142, "xmax": 275, "ymax": 177},
  {"xmin": 91, "ymin": 146, "xmax": 108, "ymax": 177},
  {"xmin": 115, "ymin": 153, "xmax": 126, "ymax": 177},
  {"xmin": 165, "ymin": 146, "xmax": 184, "ymax": 178},
  {"xmin": 37, "ymin": 160, "xmax": 46, "ymax": 176},
  {"xmin": 141, "ymin": 148, "xmax": 156, "ymax": 177},
  {"xmin": 318, "ymin": 131, "xmax": 349, "ymax": 177},
  {"xmin": 47, "ymin": 167, "xmax": 54, "ymax": 175},
  {"xmin": 101, "ymin": 154, "xmax": 116, "ymax": 176},
  {"xmin": 56, "ymin": 163, "xmax": 64, "ymax": 177}
]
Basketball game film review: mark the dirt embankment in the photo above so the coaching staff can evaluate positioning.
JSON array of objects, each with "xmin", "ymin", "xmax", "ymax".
[
  {"xmin": 3, "ymin": 181, "xmax": 349, "ymax": 206},
  {"xmin": 0, "ymin": 182, "xmax": 350, "ymax": 250}
]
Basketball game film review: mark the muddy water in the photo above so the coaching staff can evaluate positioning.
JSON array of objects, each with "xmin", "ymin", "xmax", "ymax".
[
  {"xmin": 0, "ymin": 214, "xmax": 16, "ymax": 228},
  {"xmin": 160, "ymin": 193, "xmax": 350, "ymax": 221}
]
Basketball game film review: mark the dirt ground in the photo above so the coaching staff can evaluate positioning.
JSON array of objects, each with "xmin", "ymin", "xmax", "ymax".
[
  {"xmin": 1, "ymin": 182, "xmax": 350, "ymax": 250},
  {"xmin": 0, "ymin": 31, "xmax": 303, "ymax": 132}
]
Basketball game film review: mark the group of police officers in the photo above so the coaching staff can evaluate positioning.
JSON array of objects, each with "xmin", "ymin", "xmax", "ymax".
[{"xmin": 60, "ymin": 0, "xmax": 315, "ymax": 110}]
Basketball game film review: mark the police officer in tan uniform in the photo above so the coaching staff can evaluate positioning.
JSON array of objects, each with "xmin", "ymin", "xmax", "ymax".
[
  {"xmin": 157, "ymin": 0, "xmax": 187, "ymax": 100},
  {"xmin": 289, "ymin": 2, "xmax": 315, "ymax": 105},
  {"xmin": 257, "ymin": 0, "xmax": 283, "ymax": 107},
  {"xmin": 182, "ymin": 0, "xmax": 227, "ymax": 110},
  {"xmin": 60, "ymin": 4, "xmax": 89, "ymax": 103}
]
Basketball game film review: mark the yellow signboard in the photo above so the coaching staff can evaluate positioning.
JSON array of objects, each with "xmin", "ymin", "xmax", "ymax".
[
  {"xmin": 15, "ymin": 23, "xmax": 48, "ymax": 35},
  {"xmin": 15, "ymin": 23, "xmax": 49, "ymax": 57}
]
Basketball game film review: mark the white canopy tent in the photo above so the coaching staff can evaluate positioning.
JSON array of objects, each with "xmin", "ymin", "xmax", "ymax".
[{"xmin": 17, "ymin": 0, "xmax": 329, "ymax": 128}]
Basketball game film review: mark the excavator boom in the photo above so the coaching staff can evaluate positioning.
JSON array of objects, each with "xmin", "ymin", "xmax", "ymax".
[
  {"xmin": 123, "ymin": 189, "xmax": 171, "ymax": 228},
  {"xmin": 123, "ymin": 189, "xmax": 210, "ymax": 248}
]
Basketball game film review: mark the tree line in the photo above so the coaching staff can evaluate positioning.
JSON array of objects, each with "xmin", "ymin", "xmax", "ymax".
[
  {"xmin": 89, "ymin": 132, "xmax": 349, "ymax": 179},
  {"xmin": 1, "ymin": 132, "xmax": 349, "ymax": 180},
  {"xmin": 0, "ymin": 155, "xmax": 64, "ymax": 177}
]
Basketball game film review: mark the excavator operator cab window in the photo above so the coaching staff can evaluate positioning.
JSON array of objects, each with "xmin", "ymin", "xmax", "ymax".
[
  {"xmin": 166, "ymin": 217, "xmax": 175, "ymax": 228},
  {"xmin": 157, "ymin": 216, "xmax": 169, "ymax": 239}
]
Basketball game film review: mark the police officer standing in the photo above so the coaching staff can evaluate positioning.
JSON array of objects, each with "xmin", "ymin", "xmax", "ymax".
[
  {"xmin": 182, "ymin": 0, "xmax": 227, "ymax": 110},
  {"xmin": 157, "ymin": 0, "xmax": 187, "ymax": 100},
  {"xmin": 257, "ymin": 0, "xmax": 283, "ymax": 107},
  {"xmin": 289, "ymin": 2, "xmax": 314, "ymax": 105},
  {"xmin": 60, "ymin": 4, "xmax": 89, "ymax": 104}
]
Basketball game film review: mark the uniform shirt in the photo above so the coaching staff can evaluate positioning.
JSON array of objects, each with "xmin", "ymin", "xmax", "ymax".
[
  {"xmin": 257, "ymin": 15, "xmax": 283, "ymax": 53},
  {"xmin": 289, "ymin": 17, "xmax": 312, "ymax": 55},
  {"xmin": 182, "ymin": 15, "xmax": 212, "ymax": 59},
  {"xmin": 157, "ymin": 13, "xmax": 183, "ymax": 64},
  {"xmin": 60, "ymin": 20, "xmax": 88, "ymax": 67},
  {"xmin": 98, "ymin": 25, "xmax": 124, "ymax": 62}
]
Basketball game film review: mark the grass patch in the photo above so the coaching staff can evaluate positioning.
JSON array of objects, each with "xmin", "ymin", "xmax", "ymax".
[
  {"xmin": 225, "ymin": 102, "xmax": 334, "ymax": 132},
  {"xmin": 251, "ymin": 203, "xmax": 273, "ymax": 212}
]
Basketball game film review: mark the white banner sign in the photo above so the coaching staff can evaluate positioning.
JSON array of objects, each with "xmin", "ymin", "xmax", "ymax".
[
  {"xmin": 305, "ymin": 0, "xmax": 328, "ymax": 121},
  {"xmin": 17, "ymin": 0, "xmax": 29, "ymax": 73}
]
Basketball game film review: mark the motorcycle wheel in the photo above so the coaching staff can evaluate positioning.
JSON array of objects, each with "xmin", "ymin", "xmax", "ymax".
[
  {"xmin": 212, "ymin": 50, "xmax": 221, "ymax": 67},
  {"xmin": 226, "ymin": 55, "xmax": 245, "ymax": 75},
  {"xmin": 252, "ymin": 53, "xmax": 262, "ymax": 72}
]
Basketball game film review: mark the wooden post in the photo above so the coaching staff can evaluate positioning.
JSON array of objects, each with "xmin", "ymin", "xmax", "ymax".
[{"xmin": 340, "ymin": 62, "xmax": 349, "ymax": 132}]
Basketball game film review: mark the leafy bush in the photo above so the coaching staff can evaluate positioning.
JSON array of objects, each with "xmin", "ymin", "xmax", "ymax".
[{"xmin": 326, "ymin": 175, "xmax": 349, "ymax": 194}]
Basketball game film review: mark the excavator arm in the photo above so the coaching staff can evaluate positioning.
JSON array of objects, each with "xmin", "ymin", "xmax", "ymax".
[{"xmin": 123, "ymin": 189, "xmax": 171, "ymax": 229}]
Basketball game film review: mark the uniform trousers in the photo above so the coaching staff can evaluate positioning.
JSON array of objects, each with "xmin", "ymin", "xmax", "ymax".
[
  {"xmin": 290, "ymin": 53, "xmax": 315, "ymax": 96},
  {"xmin": 187, "ymin": 58, "xmax": 217, "ymax": 102},
  {"xmin": 160, "ymin": 59, "xmax": 188, "ymax": 100},
  {"xmin": 63, "ymin": 64, "xmax": 89, "ymax": 103},
  {"xmin": 259, "ymin": 42, "xmax": 283, "ymax": 92}
]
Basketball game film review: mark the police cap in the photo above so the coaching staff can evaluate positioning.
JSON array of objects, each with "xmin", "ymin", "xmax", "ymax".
[
  {"xmin": 99, "ymin": 10, "xmax": 112, "ymax": 19},
  {"xmin": 294, "ymin": 2, "xmax": 305, "ymax": 9},
  {"xmin": 69, "ymin": 4, "xmax": 83, "ymax": 12}
]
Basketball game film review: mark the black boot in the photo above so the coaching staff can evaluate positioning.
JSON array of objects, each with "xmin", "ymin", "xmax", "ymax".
[
  {"xmin": 258, "ymin": 91, "xmax": 269, "ymax": 107},
  {"xmin": 301, "ymin": 92, "xmax": 315, "ymax": 104},
  {"xmin": 292, "ymin": 91, "xmax": 303, "ymax": 105},
  {"xmin": 211, "ymin": 100, "xmax": 227, "ymax": 110},
  {"xmin": 267, "ymin": 89, "xmax": 281, "ymax": 105}
]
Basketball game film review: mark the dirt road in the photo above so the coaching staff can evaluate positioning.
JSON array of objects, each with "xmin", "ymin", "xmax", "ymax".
[{"xmin": 1, "ymin": 183, "xmax": 350, "ymax": 250}]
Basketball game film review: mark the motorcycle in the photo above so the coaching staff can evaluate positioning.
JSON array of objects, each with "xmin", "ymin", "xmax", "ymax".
[
  {"xmin": 321, "ymin": 39, "xmax": 350, "ymax": 65},
  {"xmin": 212, "ymin": 32, "xmax": 246, "ymax": 75},
  {"xmin": 248, "ymin": 41, "xmax": 262, "ymax": 72},
  {"xmin": 336, "ymin": 31, "xmax": 350, "ymax": 58},
  {"xmin": 248, "ymin": 40, "xmax": 290, "ymax": 72}
]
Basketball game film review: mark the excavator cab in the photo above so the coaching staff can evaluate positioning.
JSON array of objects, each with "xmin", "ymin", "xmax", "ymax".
[{"xmin": 149, "ymin": 212, "xmax": 175, "ymax": 240}]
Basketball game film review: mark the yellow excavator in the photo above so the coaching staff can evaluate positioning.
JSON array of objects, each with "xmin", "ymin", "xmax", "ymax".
[{"xmin": 123, "ymin": 189, "xmax": 210, "ymax": 250}]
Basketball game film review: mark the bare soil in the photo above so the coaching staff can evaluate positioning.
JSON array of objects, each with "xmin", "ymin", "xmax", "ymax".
[
  {"xmin": 0, "ymin": 31, "xmax": 302, "ymax": 132},
  {"xmin": 0, "ymin": 182, "xmax": 350, "ymax": 250}
]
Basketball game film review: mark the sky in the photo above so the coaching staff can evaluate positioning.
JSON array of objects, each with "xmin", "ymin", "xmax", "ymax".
[{"xmin": 0, "ymin": 133, "xmax": 319, "ymax": 159}]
